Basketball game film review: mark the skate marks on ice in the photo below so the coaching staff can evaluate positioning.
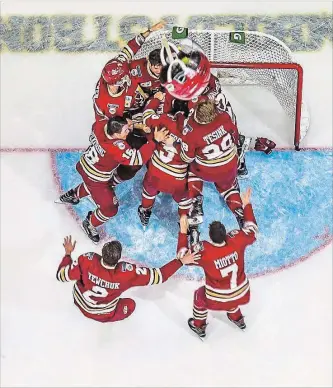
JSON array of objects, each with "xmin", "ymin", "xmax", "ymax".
[{"xmin": 52, "ymin": 149, "xmax": 333, "ymax": 280}]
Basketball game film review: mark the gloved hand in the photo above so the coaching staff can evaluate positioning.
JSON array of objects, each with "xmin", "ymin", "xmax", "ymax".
[{"xmin": 254, "ymin": 137, "xmax": 276, "ymax": 155}]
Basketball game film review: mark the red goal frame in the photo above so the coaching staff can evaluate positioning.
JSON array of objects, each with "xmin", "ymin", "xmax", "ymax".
[{"xmin": 211, "ymin": 62, "xmax": 304, "ymax": 150}]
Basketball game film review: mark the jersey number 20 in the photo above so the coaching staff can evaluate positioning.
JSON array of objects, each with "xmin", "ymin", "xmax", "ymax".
[{"xmin": 202, "ymin": 133, "xmax": 233, "ymax": 160}]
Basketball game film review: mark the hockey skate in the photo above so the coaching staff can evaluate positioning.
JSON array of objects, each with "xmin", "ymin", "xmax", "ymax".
[
  {"xmin": 81, "ymin": 211, "xmax": 100, "ymax": 244},
  {"xmin": 237, "ymin": 160, "xmax": 248, "ymax": 178},
  {"xmin": 189, "ymin": 225, "xmax": 201, "ymax": 247},
  {"xmin": 237, "ymin": 134, "xmax": 250, "ymax": 179},
  {"xmin": 55, "ymin": 189, "xmax": 80, "ymax": 205},
  {"xmin": 234, "ymin": 208, "xmax": 245, "ymax": 229},
  {"xmin": 193, "ymin": 195, "xmax": 204, "ymax": 217},
  {"xmin": 137, "ymin": 205, "xmax": 152, "ymax": 230},
  {"xmin": 227, "ymin": 314, "xmax": 246, "ymax": 331},
  {"xmin": 188, "ymin": 196, "xmax": 204, "ymax": 227},
  {"xmin": 188, "ymin": 318, "xmax": 207, "ymax": 340}
]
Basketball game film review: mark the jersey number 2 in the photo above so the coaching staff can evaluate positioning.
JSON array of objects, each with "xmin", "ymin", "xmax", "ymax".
[{"xmin": 83, "ymin": 286, "xmax": 108, "ymax": 304}]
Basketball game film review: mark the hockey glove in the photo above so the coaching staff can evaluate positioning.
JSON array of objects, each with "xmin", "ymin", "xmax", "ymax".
[{"xmin": 254, "ymin": 137, "xmax": 276, "ymax": 155}]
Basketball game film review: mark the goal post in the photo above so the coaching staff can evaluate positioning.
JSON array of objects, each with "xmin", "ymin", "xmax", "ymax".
[{"xmin": 211, "ymin": 61, "xmax": 304, "ymax": 150}]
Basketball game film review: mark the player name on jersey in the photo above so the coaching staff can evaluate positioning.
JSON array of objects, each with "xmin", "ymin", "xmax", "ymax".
[
  {"xmin": 88, "ymin": 272, "xmax": 120, "ymax": 289},
  {"xmin": 203, "ymin": 125, "xmax": 227, "ymax": 145},
  {"xmin": 214, "ymin": 252, "xmax": 239, "ymax": 269},
  {"xmin": 89, "ymin": 132, "xmax": 106, "ymax": 157}
]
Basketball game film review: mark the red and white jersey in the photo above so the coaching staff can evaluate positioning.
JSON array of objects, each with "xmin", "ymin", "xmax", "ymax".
[
  {"xmin": 56, "ymin": 252, "xmax": 183, "ymax": 317},
  {"xmin": 93, "ymin": 79, "xmax": 140, "ymax": 122},
  {"xmin": 180, "ymin": 110, "xmax": 239, "ymax": 173},
  {"xmin": 78, "ymin": 119, "xmax": 156, "ymax": 182},
  {"xmin": 205, "ymin": 74, "xmax": 237, "ymax": 125},
  {"xmin": 130, "ymin": 58, "xmax": 162, "ymax": 96},
  {"xmin": 178, "ymin": 204, "xmax": 258, "ymax": 304},
  {"xmin": 143, "ymin": 101, "xmax": 188, "ymax": 180},
  {"xmin": 93, "ymin": 35, "xmax": 146, "ymax": 121}
]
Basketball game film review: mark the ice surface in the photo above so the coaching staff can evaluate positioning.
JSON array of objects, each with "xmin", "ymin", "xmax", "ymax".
[{"xmin": 1, "ymin": 1, "xmax": 332, "ymax": 387}]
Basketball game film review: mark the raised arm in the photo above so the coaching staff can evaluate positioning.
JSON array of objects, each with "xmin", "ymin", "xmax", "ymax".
[
  {"xmin": 56, "ymin": 236, "xmax": 81, "ymax": 282},
  {"xmin": 118, "ymin": 21, "xmax": 166, "ymax": 63}
]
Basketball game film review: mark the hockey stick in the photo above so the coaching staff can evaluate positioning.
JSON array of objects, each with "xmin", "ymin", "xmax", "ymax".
[{"xmin": 161, "ymin": 34, "xmax": 174, "ymax": 65}]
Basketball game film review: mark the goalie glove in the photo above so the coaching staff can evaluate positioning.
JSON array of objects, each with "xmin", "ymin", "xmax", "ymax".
[{"xmin": 254, "ymin": 137, "xmax": 276, "ymax": 155}]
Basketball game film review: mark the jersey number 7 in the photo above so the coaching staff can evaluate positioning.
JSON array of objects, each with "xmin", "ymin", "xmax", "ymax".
[{"xmin": 220, "ymin": 263, "xmax": 238, "ymax": 289}]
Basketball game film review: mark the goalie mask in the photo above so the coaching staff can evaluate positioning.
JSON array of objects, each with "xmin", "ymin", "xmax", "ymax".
[
  {"xmin": 102, "ymin": 61, "xmax": 131, "ymax": 87},
  {"xmin": 160, "ymin": 39, "xmax": 211, "ymax": 101}
]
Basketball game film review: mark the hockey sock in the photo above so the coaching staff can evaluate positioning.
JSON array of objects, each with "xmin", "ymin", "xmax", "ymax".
[
  {"xmin": 227, "ymin": 307, "xmax": 242, "ymax": 321},
  {"xmin": 141, "ymin": 186, "xmax": 158, "ymax": 209},
  {"xmin": 110, "ymin": 171, "xmax": 124, "ymax": 188},
  {"xmin": 188, "ymin": 172, "xmax": 203, "ymax": 199},
  {"xmin": 193, "ymin": 287, "xmax": 208, "ymax": 327},
  {"xmin": 177, "ymin": 197, "xmax": 192, "ymax": 216},
  {"xmin": 76, "ymin": 183, "xmax": 89, "ymax": 199},
  {"xmin": 193, "ymin": 306, "xmax": 208, "ymax": 328}
]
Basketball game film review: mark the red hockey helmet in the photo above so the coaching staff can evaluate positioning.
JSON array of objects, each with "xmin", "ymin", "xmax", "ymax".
[
  {"xmin": 102, "ymin": 61, "xmax": 131, "ymax": 87},
  {"xmin": 160, "ymin": 39, "xmax": 211, "ymax": 100}
]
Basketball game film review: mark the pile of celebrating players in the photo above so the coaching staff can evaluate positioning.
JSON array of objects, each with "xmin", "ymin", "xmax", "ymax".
[{"xmin": 57, "ymin": 22, "xmax": 275, "ymax": 338}]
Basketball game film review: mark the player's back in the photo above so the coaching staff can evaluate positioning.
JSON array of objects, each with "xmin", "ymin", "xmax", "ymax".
[
  {"xmin": 198, "ymin": 228, "xmax": 255, "ymax": 304},
  {"xmin": 78, "ymin": 120, "xmax": 125, "ymax": 182},
  {"xmin": 74, "ymin": 253, "xmax": 140, "ymax": 313},
  {"xmin": 189, "ymin": 112, "xmax": 238, "ymax": 165},
  {"xmin": 180, "ymin": 110, "xmax": 239, "ymax": 184},
  {"xmin": 200, "ymin": 235, "xmax": 247, "ymax": 290},
  {"xmin": 149, "ymin": 113, "xmax": 188, "ymax": 180}
]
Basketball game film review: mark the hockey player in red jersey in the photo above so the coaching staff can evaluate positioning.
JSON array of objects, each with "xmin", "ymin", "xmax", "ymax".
[
  {"xmin": 58, "ymin": 116, "xmax": 169, "ymax": 243},
  {"xmin": 57, "ymin": 235, "xmax": 199, "ymax": 323},
  {"xmin": 177, "ymin": 187, "xmax": 258, "ymax": 339},
  {"xmin": 129, "ymin": 48, "xmax": 164, "ymax": 103},
  {"xmin": 94, "ymin": 21, "xmax": 167, "ymax": 190},
  {"xmin": 93, "ymin": 20, "xmax": 165, "ymax": 123},
  {"xmin": 150, "ymin": 37, "xmax": 275, "ymax": 179},
  {"xmin": 180, "ymin": 99, "xmax": 245, "ymax": 236},
  {"xmin": 137, "ymin": 99, "xmax": 191, "ymax": 229},
  {"xmin": 93, "ymin": 59, "xmax": 136, "ymax": 122}
]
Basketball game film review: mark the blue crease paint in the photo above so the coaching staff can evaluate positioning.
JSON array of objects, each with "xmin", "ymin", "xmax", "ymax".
[{"xmin": 54, "ymin": 150, "xmax": 333, "ymax": 280}]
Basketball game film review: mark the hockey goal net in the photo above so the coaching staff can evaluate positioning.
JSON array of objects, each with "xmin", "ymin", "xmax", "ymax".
[{"xmin": 134, "ymin": 30, "xmax": 310, "ymax": 150}]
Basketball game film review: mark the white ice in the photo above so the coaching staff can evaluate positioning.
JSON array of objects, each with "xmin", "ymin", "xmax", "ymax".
[{"xmin": 1, "ymin": 1, "xmax": 332, "ymax": 387}]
